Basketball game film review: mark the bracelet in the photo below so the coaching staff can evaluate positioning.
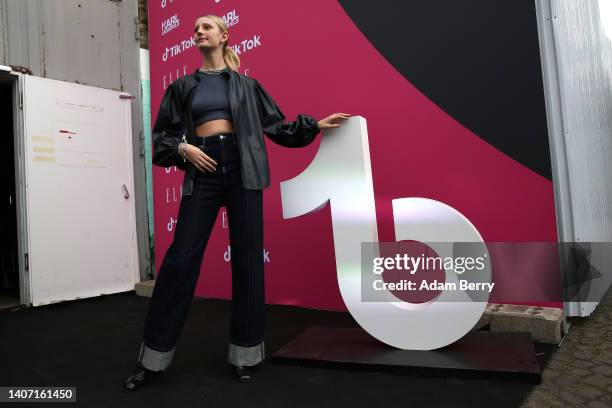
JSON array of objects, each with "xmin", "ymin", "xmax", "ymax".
[{"xmin": 178, "ymin": 135, "xmax": 188, "ymax": 162}]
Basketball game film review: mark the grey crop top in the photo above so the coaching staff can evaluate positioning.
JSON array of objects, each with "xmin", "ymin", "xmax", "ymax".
[{"xmin": 192, "ymin": 69, "xmax": 233, "ymax": 126}]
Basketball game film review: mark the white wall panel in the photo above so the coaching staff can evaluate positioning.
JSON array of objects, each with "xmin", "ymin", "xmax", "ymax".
[{"xmin": 538, "ymin": 0, "xmax": 612, "ymax": 316}]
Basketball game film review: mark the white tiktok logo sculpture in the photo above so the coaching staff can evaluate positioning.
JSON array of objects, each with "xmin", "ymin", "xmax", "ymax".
[{"xmin": 280, "ymin": 116, "xmax": 491, "ymax": 350}]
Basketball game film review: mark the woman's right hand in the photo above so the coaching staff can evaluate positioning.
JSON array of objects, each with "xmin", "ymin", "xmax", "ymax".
[{"xmin": 182, "ymin": 144, "xmax": 217, "ymax": 172}]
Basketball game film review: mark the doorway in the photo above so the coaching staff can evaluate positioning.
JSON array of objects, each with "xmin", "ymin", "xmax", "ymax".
[{"xmin": 0, "ymin": 80, "xmax": 20, "ymax": 310}]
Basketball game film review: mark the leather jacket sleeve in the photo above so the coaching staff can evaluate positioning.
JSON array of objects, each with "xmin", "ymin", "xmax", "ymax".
[
  {"xmin": 152, "ymin": 82, "xmax": 187, "ymax": 170},
  {"xmin": 253, "ymin": 79, "xmax": 320, "ymax": 148}
]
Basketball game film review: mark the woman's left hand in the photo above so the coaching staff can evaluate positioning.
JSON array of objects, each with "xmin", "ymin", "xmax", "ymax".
[{"xmin": 317, "ymin": 113, "xmax": 351, "ymax": 130}]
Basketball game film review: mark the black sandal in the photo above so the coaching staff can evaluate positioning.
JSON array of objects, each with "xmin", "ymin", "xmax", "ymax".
[
  {"xmin": 123, "ymin": 362, "xmax": 162, "ymax": 391},
  {"xmin": 234, "ymin": 365, "xmax": 254, "ymax": 382},
  {"xmin": 229, "ymin": 360, "xmax": 266, "ymax": 382}
]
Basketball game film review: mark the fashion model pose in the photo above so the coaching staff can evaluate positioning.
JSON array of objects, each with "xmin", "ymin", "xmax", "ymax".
[{"xmin": 124, "ymin": 14, "xmax": 349, "ymax": 390}]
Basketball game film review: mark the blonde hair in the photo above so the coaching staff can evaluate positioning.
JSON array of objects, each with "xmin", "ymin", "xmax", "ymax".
[{"xmin": 197, "ymin": 14, "xmax": 240, "ymax": 72}]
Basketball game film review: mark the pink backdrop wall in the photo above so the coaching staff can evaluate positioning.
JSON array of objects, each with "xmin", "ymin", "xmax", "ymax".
[{"xmin": 149, "ymin": 0, "xmax": 562, "ymax": 310}]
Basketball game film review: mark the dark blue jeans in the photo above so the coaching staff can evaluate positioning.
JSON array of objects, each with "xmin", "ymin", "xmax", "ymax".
[{"xmin": 138, "ymin": 132, "xmax": 265, "ymax": 371}]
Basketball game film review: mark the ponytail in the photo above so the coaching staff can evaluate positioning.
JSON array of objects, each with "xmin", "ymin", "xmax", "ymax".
[{"xmin": 223, "ymin": 42, "xmax": 240, "ymax": 71}]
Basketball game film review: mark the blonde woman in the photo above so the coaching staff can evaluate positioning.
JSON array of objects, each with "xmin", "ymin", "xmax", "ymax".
[{"xmin": 124, "ymin": 14, "xmax": 349, "ymax": 390}]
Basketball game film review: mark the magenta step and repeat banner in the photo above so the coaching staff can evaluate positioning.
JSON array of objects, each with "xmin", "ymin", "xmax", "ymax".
[{"xmin": 149, "ymin": 0, "xmax": 562, "ymax": 311}]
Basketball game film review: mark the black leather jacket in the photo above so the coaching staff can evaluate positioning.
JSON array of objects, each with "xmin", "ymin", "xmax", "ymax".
[{"xmin": 152, "ymin": 67, "xmax": 321, "ymax": 195}]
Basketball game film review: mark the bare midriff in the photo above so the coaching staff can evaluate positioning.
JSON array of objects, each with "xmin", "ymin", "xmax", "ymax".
[{"xmin": 195, "ymin": 119, "xmax": 234, "ymax": 137}]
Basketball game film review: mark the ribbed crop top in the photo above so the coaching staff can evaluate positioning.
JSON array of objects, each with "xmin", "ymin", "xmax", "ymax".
[{"xmin": 191, "ymin": 69, "xmax": 233, "ymax": 127}]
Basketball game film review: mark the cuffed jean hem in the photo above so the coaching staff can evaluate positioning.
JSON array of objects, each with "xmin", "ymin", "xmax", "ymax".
[
  {"xmin": 227, "ymin": 341, "xmax": 265, "ymax": 367},
  {"xmin": 138, "ymin": 342, "xmax": 176, "ymax": 372}
]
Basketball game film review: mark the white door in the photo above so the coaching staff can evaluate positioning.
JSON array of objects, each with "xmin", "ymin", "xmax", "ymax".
[{"xmin": 19, "ymin": 74, "xmax": 138, "ymax": 306}]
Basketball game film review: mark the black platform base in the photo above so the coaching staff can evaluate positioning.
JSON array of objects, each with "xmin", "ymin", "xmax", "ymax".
[{"xmin": 270, "ymin": 326, "xmax": 541, "ymax": 383}]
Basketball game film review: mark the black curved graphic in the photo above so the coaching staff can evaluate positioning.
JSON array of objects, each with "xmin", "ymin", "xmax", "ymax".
[{"xmin": 338, "ymin": 0, "xmax": 552, "ymax": 180}]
